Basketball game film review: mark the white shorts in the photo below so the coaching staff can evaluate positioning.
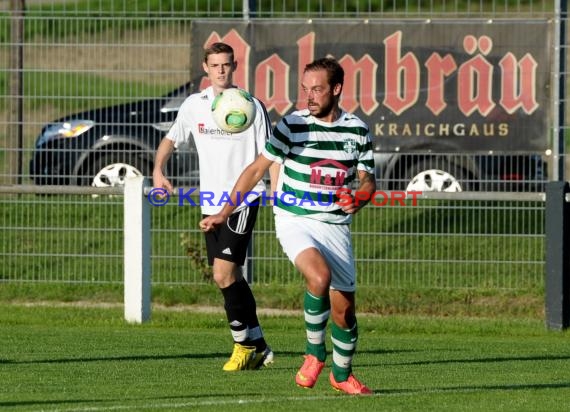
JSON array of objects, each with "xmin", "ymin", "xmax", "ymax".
[{"xmin": 274, "ymin": 214, "xmax": 356, "ymax": 292}]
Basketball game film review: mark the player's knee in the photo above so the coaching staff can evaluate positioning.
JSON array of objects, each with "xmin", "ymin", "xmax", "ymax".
[
  {"xmin": 305, "ymin": 271, "xmax": 331, "ymax": 295},
  {"xmin": 330, "ymin": 307, "xmax": 356, "ymax": 328},
  {"xmin": 213, "ymin": 271, "xmax": 232, "ymax": 288}
]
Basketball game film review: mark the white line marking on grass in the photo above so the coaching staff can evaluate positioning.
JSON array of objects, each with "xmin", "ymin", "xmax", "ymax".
[
  {"xmin": 42, "ymin": 384, "xmax": 520, "ymax": 412},
  {"xmin": 45, "ymin": 394, "xmax": 378, "ymax": 412}
]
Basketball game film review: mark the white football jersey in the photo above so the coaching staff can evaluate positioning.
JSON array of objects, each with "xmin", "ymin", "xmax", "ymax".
[{"xmin": 167, "ymin": 86, "xmax": 270, "ymax": 215}]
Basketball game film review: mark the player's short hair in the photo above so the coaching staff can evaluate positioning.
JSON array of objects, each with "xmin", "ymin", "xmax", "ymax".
[
  {"xmin": 304, "ymin": 57, "xmax": 344, "ymax": 89},
  {"xmin": 204, "ymin": 42, "xmax": 235, "ymax": 63}
]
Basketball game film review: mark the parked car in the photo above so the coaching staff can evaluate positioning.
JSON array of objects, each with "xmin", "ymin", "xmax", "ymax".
[
  {"xmin": 29, "ymin": 82, "xmax": 198, "ymax": 189},
  {"xmin": 373, "ymin": 145, "xmax": 546, "ymax": 193},
  {"xmin": 30, "ymin": 83, "xmax": 546, "ymax": 192}
]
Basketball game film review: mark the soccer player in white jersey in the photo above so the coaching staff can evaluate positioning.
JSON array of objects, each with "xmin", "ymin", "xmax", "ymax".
[
  {"xmin": 200, "ymin": 57, "xmax": 376, "ymax": 394},
  {"xmin": 153, "ymin": 42, "xmax": 279, "ymax": 371}
]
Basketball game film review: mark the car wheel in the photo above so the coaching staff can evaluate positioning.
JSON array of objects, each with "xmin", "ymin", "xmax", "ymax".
[
  {"xmin": 404, "ymin": 159, "xmax": 468, "ymax": 192},
  {"xmin": 90, "ymin": 154, "xmax": 149, "ymax": 188}
]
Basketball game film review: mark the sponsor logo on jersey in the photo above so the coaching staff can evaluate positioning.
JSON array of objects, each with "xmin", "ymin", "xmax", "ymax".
[
  {"xmin": 309, "ymin": 159, "xmax": 348, "ymax": 190},
  {"xmin": 198, "ymin": 123, "xmax": 232, "ymax": 136}
]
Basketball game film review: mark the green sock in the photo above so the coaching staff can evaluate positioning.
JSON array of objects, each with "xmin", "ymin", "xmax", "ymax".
[
  {"xmin": 331, "ymin": 321, "xmax": 358, "ymax": 382},
  {"xmin": 303, "ymin": 291, "xmax": 330, "ymax": 362}
]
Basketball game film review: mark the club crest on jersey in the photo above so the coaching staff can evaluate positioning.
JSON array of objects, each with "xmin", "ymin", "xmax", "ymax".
[{"xmin": 343, "ymin": 139, "xmax": 357, "ymax": 154}]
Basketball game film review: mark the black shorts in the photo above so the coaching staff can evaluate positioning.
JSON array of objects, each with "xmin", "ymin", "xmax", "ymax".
[{"xmin": 203, "ymin": 203, "xmax": 260, "ymax": 266}]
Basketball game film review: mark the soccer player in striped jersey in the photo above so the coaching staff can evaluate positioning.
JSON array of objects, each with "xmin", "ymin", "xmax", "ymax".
[{"xmin": 200, "ymin": 57, "xmax": 376, "ymax": 394}]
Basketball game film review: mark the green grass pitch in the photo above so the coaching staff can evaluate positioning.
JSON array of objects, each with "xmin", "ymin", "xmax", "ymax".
[{"xmin": 1, "ymin": 303, "xmax": 570, "ymax": 411}]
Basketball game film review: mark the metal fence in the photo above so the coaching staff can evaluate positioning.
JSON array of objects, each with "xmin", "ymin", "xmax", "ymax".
[
  {"xmin": 0, "ymin": 1, "xmax": 567, "ymax": 293},
  {"xmin": 0, "ymin": 184, "xmax": 546, "ymax": 291}
]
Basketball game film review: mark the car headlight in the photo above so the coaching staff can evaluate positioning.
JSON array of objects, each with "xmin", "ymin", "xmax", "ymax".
[{"xmin": 36, "ymin": 120, "xmax": 95, "ymax": 147}]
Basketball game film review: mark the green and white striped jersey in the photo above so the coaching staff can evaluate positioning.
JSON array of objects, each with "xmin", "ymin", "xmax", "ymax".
[{"xmin": 263, "ymin": 109, "xmax": 375, "ymax": 224}]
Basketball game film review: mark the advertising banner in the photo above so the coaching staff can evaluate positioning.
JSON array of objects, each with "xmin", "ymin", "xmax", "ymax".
[{"xmin": 191, "ymin": 20, "xmax": 552, "ymax": 153}]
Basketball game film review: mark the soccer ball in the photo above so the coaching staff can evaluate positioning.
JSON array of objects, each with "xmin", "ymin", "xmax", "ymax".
[{"xmin": 211, "ymin": 88, "xmax": 257, "ymax": 133}]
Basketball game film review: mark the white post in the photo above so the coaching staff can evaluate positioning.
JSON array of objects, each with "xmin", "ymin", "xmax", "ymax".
[{"xmin": 123, "ymin": 176, "xmax": 151, "ymax": 323}]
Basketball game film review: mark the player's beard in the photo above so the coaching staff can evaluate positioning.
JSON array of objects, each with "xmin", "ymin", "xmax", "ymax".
[{"xmin": 308, "ymin": 97, "xmax": 335, "ymax": 120}]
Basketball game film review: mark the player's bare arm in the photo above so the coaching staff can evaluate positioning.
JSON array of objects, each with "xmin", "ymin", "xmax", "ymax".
[
  {"xmin": 152, "ymin": 138, "xmax": 175, "ymax": 194},
  {"xmin": 268, "ymin": 162, "xmax": 281, "ymax": 196},
  {"xmin": 200, "ymin": 154, "xmax": 274, "ymax": 232},
  {"xmin": 341, "ymin": 170, "xmax": 376, "ymax": 215}
]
